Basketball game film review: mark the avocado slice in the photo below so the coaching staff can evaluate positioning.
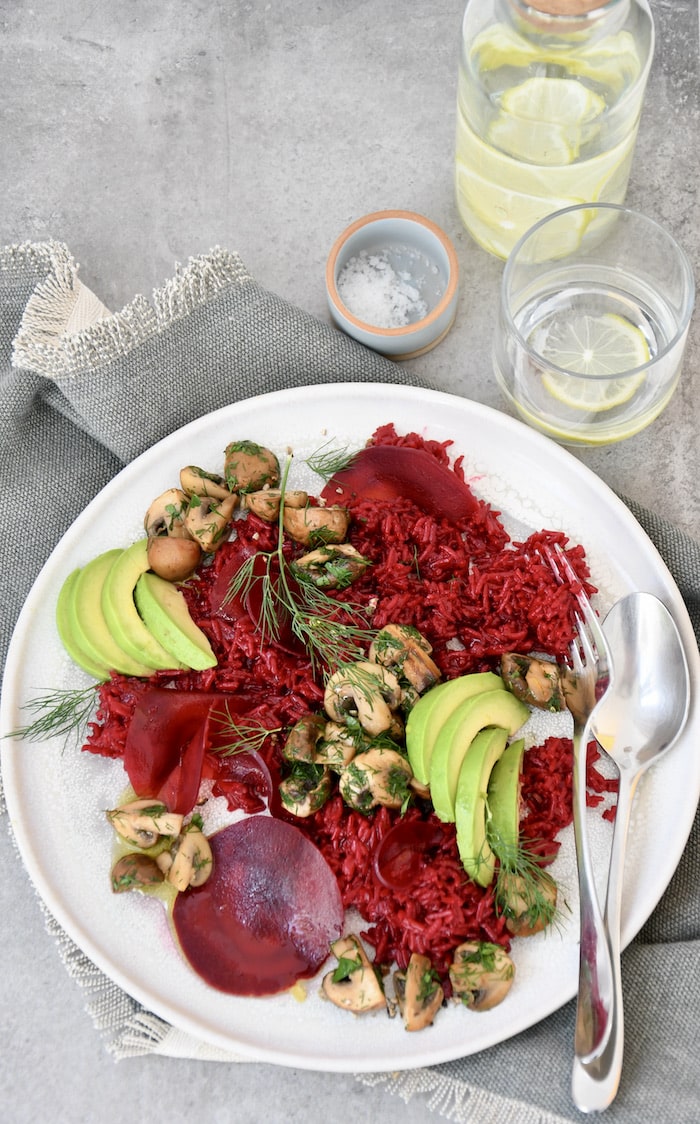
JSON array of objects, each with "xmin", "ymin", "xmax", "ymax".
[
  {"xmin": 101, "ymin": 539, "xmax": 185, "ymax": 671},
  {"xmin": 56, "ymin": 568, "xmax": 111, "ymax": 680},
  {"xmin": 487, "ymin": 737, "xmax": 525, "ymax": 861},
  {"xmin": 429, "ymin": 689, "xmax": 529, "ymax": 822},
  {"xmin": 134, "ymin": 570, "xmax": 217, "ymax": 671},
  {"xmin": 405, "ymin": 671, "xmax": 505, "ymax": 785},
  {"xmin": 455, "ymin": 726, "xmax": 508, "ymax": 887},
  {"xmin": 72, "ymin": 550, "xmax": 154, "ymax": 677}
]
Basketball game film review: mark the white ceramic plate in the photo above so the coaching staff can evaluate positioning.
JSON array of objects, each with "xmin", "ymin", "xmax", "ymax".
[{"xmin": 2, "ymin": 384, "xmax": 698, "ymax": 1073}]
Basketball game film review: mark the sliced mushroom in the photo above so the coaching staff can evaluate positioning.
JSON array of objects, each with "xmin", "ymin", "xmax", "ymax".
[
  {"xmin": 224, "ymin": 441, "xmax": 280, "ymax": 493},
  {"xmin": 144, "ymin": 488, "xmax": 190, "ymax": 538},
  {"xmin": 338, "ymin": 746, "xmax": 413, "ymax": 813},
  {"xmin": 394, "ymin": 953, "xmax": 444, "ymax": 1031},
  {"xmin": 166, "ymin": 824, "xmax": 213, "ymax": 891},
  {"xmin": 316, "ymin": 721, "xmax": 365, "ymax": 769},
  {"xmin": 449, "ymin": 941, "xmax": 515, "ymax": 1012},
  {"xmin": 370, "ymin": 623, "xmax": 441, "ymax": 694},
  {"xmin": 111, "ymin": 853, "xmax": 165, "ymax": 893},
  {"xmin": 106, "ymin": 799, "xmax": 184, "ymax": 849},
  {"xmin": 322, "ymin": 934, "xmax": 386, "ymax": 1014},
  {"xmin": 283, "ymin": 504, "xmax": 350, "ymax": 547},
  {"xmin": 497, "ymin": 868, "xmax": 558, "ymax": 937},
  {"xmin": 147, "ymin": 535, "xmax": 202, "ymax": 582},
  {"xmin": 184, "ymin": 492, "xmax": 238, "ymax": 552},
  {"xmin": 324, "ymin": 661, "xmax": 402, "ymax": 737},
  {"xmin": 291, "ymin": 543, "xmax": 370, "ymax": 590},
  {"xmin": 243, "ymin": 488, "xmax": 309, "ymax": 522},
  {"xmin": 281, "ymin": 713, "xmax": 327, "ymax": 764},
  {"xmin": 180, "ymin": 465, "xmax": 231, "ymax": 501},
  {"xmin": 278, "ymin": 765, "xmax": 333, "ymax": 817},
  {"xmin": 501, "ymin": 653, "xmax": 565, "ymax": 712}
]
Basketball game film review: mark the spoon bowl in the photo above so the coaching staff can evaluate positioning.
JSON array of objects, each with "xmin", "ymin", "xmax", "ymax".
[
  {"xmin": 593, "ymin": 592, "xmax": 690, "ymax": 771},
  {"xmin": 571, "ymin": 591, "xmax": 691, "ymax": 1112}
]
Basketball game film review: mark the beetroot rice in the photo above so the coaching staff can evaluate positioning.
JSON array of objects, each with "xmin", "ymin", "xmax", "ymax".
[{"xmin": 84, "ymin": 423, "xmax": 616, "ymax": 981}]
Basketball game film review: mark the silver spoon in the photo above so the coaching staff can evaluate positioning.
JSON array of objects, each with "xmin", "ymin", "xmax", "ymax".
[{"xmin": 571, "ymin": 592, "xmax": 691, "ymax": 1113}]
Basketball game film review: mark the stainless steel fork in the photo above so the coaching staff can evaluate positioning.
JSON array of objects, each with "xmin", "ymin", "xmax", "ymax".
[{"xmin": 546, "ymin": 546, "xmax": 616, "ymax": 1077}]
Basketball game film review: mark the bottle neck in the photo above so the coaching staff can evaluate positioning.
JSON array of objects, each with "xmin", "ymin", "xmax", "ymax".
[
  {"xmin": 498, "ymin": 0, "xmax": 631, "ymax": 42},
  {"xmin": 527, "ymin": 1, "xmax": 621, "ymax": 14}
]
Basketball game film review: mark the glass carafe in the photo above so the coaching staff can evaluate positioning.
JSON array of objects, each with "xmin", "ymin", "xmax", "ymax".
[{"xmin": 455, "ymin": 0, "xmax": 654, "ymax": 259}]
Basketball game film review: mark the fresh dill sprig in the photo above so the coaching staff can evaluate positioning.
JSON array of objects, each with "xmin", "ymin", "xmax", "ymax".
[
  {"xmin": 224, "ymin": 452, "xmax": 374, "ymax": 677},
  {"xmin": 5, "ymin": 686, "xmax": 97, "ymax": 748},
  {"xmin": 207, "ymin": 703, "xmax": 283, "ymax": 757},
  {"xmin": 486, "ymin": 812, "xmax": 564, "ymax": 934},
  {"xmin": 304, "ymin": 441, "xmax": 358, "ymax": 482}
]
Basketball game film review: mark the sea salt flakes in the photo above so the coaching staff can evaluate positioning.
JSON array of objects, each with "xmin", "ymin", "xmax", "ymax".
[{"xmin": 337, "ymin": 248, "xmax": 431, "ymax": 329}]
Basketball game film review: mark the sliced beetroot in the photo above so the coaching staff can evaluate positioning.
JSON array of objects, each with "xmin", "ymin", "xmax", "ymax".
[
  {"xmin": 123, "ymin": 689, "xmax": 265, "ymax": 815},
  {"xmin": 171, "ymin": 816, "xmax": 344, "ymax": 996},
  {"xmin": 321, "ymin": 444, "xmax": 478, "ymax": 522},
  {"xmin": 372, "ymin": 817, "xmax": 449, "ymax": 891},
  {"xmin": 207, "ymin": 542, "xmax": 258, "ymax": 622},
  {"xmin": 124, "ymin": 690, "xmax": 215, "ymax": 813}
]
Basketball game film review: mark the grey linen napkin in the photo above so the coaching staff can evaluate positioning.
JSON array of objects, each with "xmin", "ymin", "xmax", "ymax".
[{"xmin": 1, "ymin": 242, "xmax": 698, "ymax": 1124}]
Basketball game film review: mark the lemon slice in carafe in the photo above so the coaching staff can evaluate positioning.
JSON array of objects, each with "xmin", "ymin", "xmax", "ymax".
[
  {"xmin": 501, "ymin": 77, "xmax": 606, "ymax": 126},
  {"xmin": 471, "ymin": 24, "xmax": 641, "ymax": 94},
  {"xmin": 490, "ymin": 77, "xmax": 606, "ymax": 165},
  {"xmin": 533, "ymin": 312, "xmax": 650, "ymax": 411}
]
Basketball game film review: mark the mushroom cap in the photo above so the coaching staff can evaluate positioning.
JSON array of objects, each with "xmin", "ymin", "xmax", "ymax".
[
  {"xmin": 395, "ymin": 953, "xmax": 444, "ymax": 1031},
  {"xmin": 184, "ymin": 492, "xmax": 238, "ymax": 552},
  {"xmin": 278, "ymin": 766, "xmax": 332, "ymax": 818},
  {"xmin": 111, "ymin": 853, "xmax": 165, "ymax": 893},
  {"xmin": 291, "ymin": 543, "xmax": 369, "ymax": 589},
  {"xmin": 324, "ymin": 661, "xmax": 402, "ymax": 736},
  {"xmin": 338, "ymin": 746, "xmax": 413, "ymax": 812},
  {"xmin": 370, "ymin": 623, "xmax": 441, "ymax": 694},
  {"xmin": 147, "ymin": 536, "xmax": 202, "ymax": 582},
  {"xmin": 106, "ymin": 800, "xmax": 184, "ymax": 848},
  {"xmin": 223, "ymin": 441, "xmax": 280, "ymax": 493},
  {"xmin": 167, "ymin": 827, "xmax": 214, "ymax": 891},
  {"xmin": 180, "ymin": 465, "xmax": 231, "ymax": 501},
  {"xmin": 449, "ymin": 941, "xmax": 515, "ymax": 1012},
  {"xmin": 282, "ymin": 713, "xmax": 327, "ymax": 763},
  {"xmin": 498, "ymin": 869, "xmax": 558, "ymax": 937},
  {"xmin": 144, "ymin": 488, "xmax": 190, "ymax": 538},
  {"xmin": 322, "ymin": 934, "xmax": 386, "ymax": 1014},
  {"xmin": 283, "ymin": 504, "xmax": 350, "ymax": 546}
]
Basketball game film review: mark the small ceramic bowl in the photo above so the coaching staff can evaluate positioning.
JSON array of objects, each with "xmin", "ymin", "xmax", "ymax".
[{"xmin": 326, "ymin": 210, "xmax": 459, "ymax": 360}]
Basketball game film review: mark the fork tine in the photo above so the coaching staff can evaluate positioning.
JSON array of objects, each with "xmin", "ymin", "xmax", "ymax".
[{"xmin": 545, "ymin": 543, "xmax": 612, "ymax": 685}]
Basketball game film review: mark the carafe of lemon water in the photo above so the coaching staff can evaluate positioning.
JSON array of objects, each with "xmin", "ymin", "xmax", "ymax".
[{"xmin": 455, "ymin": 0, "xmax": 654, "ymax": 259}]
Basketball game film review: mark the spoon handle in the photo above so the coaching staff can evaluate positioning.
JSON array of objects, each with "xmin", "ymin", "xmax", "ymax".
[
  {"xmin": 571, "ymin": 722, "xmax": 615, "ymax": 1065},
  {"xmin": 571, "ymin": 769, "xmax": 639, "ymax": 1112}
]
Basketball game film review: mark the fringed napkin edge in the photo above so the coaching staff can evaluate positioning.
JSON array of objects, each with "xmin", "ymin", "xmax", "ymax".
[{"xmin": 4, "ymin": 240, "xmax": 254, "ymax": 380}]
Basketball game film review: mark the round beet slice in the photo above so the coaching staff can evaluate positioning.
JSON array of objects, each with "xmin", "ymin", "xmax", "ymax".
[{"xmin": 171, "ymin": 816, "xmax": 344, "ymax": 996}]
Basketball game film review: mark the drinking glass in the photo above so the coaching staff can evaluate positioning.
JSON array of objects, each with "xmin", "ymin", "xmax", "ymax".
[{"xmin": 492, "ymin": 203, "xmax": 694, "ymax": 445}]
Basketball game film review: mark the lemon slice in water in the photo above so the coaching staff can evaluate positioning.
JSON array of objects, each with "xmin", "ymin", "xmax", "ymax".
[
  {"xmin": 501, "ymin": 77, "xmax": 606, "ymax": 127},
  {"xmin": 491, "ymin": 77, "xmax": 605, "ymax": 165},
  {"xmin": 472, "ymin": 24, "xmax": 641, "ymax": 95},
  {"xmin": 534, "ymin": 312, "xmax": 650, "ymax": 411}
]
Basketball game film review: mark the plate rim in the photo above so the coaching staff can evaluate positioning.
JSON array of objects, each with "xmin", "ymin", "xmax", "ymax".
[{"xmin": 2, "ymin": 382, "xmax": 698, "ymax": 1071}]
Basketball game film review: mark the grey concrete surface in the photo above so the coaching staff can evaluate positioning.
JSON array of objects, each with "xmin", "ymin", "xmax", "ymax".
[{"xmin": 1, "ymin": 2, "xmax": 698, "ymax": 1123}]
